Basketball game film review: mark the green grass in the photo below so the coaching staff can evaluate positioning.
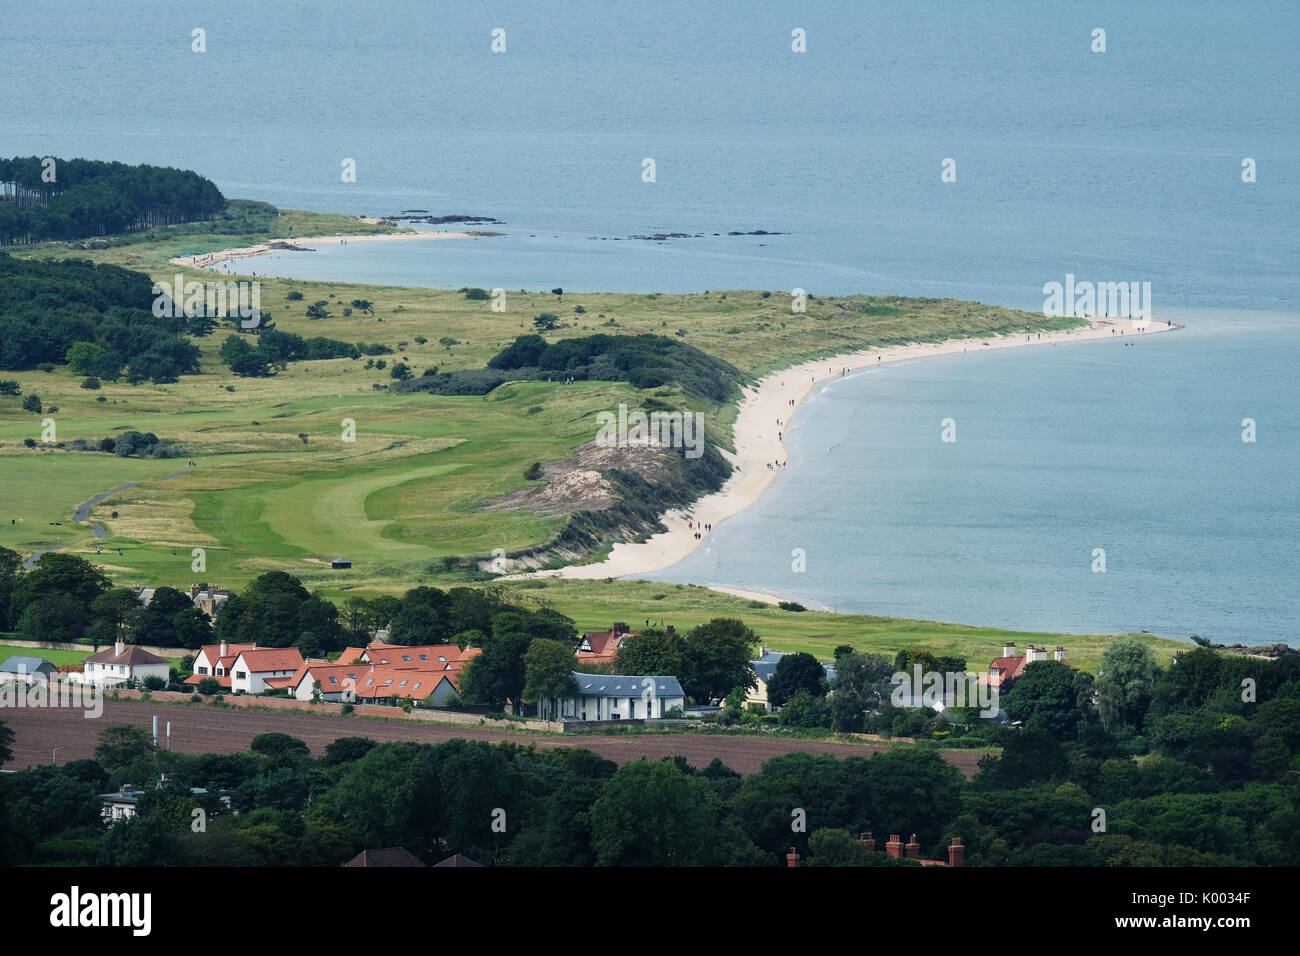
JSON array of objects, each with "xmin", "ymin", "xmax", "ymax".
[
  {"xmin": 0, "ymin": 205, "xmax": 1152, "ymax": 666},
  {"xmin": 488, "ymin": 578, "xmax": 1189, "ymax": 676},
  {"xmin": 0, "ymin": 644, "xmax": 99, "ymax": 668}
]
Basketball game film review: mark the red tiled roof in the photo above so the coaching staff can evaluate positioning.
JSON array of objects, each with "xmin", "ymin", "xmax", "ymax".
[
  {"xmin": 577, "ymin": 629, "xmax": 637, "ymax": 664},
  {"xmin": 335, "ymin": 647, "xmax": 366, "ymax": 665},
  {"xmin": 234, "ymin": 648, "xmax": 304, "ymax": 673},
  {"xmin": 183, "ymin": 673, "xmax": 231, "ymax": 688}
]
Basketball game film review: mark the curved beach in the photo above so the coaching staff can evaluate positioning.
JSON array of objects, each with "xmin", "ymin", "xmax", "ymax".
[
  {"xmin": 525, "ymin": 317, "xmax": 1180, "ymax": 585},
  {"xmin": 168, "ymin": 231, "xmax": 472, "ymax": 270}
]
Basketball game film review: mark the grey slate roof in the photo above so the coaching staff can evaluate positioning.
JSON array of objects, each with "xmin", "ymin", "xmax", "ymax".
[
  {"xmin": 752, "ymin": 651, "xmax": 836, "ymax": 685},
  {"xmin": 0, "ymin": 655, "xmax": 57, "ymax": 675},
  {"xmin": 570, "ymin": 672, "xmax": 684, "ymax": 698}
]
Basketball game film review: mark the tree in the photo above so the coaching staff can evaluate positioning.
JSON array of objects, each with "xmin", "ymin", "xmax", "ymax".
[
  {"xmin": 309, "ymin": 742, "xmax": 441, "ymax": 853},
  {"xmin": 589, "ymin": 759, "xmax": 765, "ymax": 866},
  {"xmin": 829, "ymin": 651, "xmax": 893, "ymax": 732},
  {"xmin": 614, "ymin": 627, "xmax": 686, "ymax": 678},
  {"xmin": 523, "ymin": 639, "xmax": 578, "ymax": 716},
  {"xmin": 305, "ymin": 301, "xmax": 331, "ymax": 319},
  {"xmin": 0, "ymin": 719, "xmax": 13, "ymax": 767},
  {"xmin": 1096, "ymin": 638, "xmax": 1159, "ymax": 732},
  {"xmin": 350, "ymin": 299, "xmax": 373, "ymax": 313},
  {"xmin": 94, "ymin": 724, "xmax": 153, "ymax": 770},
  {"xmin": 532, "ymin": 313, "xmax": 559, "ymax": 332},
  {"xmin": 1002, "ymin": 660, "xmax": 1096, "ymax": 740},
  {"xmin": 17, "ymin": 552, "xmax": 110, "ymax": 609},
  {"xmin": 21, "ymin": 394, "xmax": 41, "ymax": 413},
  {"xmin": 250, "ymin": 733, "xmax": 310, "ymax": 761},
  {"xmin": 680, "ymin": 618, "xmax": 758, "ymax": 703},
  {"xmin": 132, "ymin": 586, "xmax": 194, "ymax": 645},
  {"xmin": 766, "ymin": 652, "xmax": 828, "ymax": 708},
  {"xmin": 0, "ymin": 546, "xmax": 26, "ymax": 630},
  {"xmin": 197, "ymin": 677, "xmax": 222, "ymax": 695},
  {"xmin": 321, "ymin": 736, "xmax": 377, "ymax": 766}
]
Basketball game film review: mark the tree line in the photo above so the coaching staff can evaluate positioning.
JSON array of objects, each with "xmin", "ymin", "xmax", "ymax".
[{"xmin": 0, "ymin": 157, "xmax": 225, "ymax": 245}]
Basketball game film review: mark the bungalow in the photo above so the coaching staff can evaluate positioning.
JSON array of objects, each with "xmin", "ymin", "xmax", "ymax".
[
  {"xmin": 183, "ymin": 642, "xmax": 256, "ymax": 689},
  {"xmin": 0, "ymin": 655, "xmax": 58, "ymax": 685},
  {"xmin": 747, "ymin": 647, "xmax": 837, "ymax": 714},
  {"xmin": 351, "ymin": 666, "xmax": 459, "ymax": 707},
  {"xmin": 535, "ymin": 672, "xmax": 685, "ymax": 722},
  {"xmin": 228, "ymin": 647, "xmax": 304, "ymax": 694},
  {"xmin": 80, "ymin": 641, "xmax": 170, "ymax": 688}
]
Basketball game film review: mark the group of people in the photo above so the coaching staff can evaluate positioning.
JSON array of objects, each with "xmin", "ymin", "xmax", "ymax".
[{"xmin": 687, "ymin": 519, "xmax": 711, "ymax": 541}]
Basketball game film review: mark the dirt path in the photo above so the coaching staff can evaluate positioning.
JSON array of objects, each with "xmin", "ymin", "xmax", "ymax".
[{"xmin": 2, "ymin": 698, "xmax": 983, "ymax": 777}]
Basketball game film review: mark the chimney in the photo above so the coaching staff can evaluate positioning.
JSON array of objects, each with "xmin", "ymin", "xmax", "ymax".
[
  {"xmin": 1030, "ymin": 645, "xmax": 1047, "ymax": 662},
  {"xmin": 885, "ymin": 834, "xmax": 904, "ymax": 859},
  {"xmin": 1054, "ymin": 646, "xmax": 1066, "ymax": 662},
  {"xmin": 760, "ymin": 644, "xmax": 770, "ymax": 657},
  {"xmin": 613, "ymin": 622, "xmax": 629, "ymax": 636},
  {"xmin": 905, "ymin": 834, "xmax": 921, "ymax": 859},
  {"xmin": 219, "ymin": 641, "xmax": 227, "ymax": 657},
  {"xmin": 114, "ymin": 639, "xmax": 125, "ymax": 657},
  {"xmin": 859, "ymin": 831, "xmax": 876, "ymax": 853},
  {"xmin": 1002, "ymin": 641, "xmax": 1016, "ymax": 658},
  {"xmin": 785, "ymin": 846, "xmax": 801, "ymax": 868},
  {"xmin": 948, "ymin": 837, "xmax": 965, "ymax": 868}
]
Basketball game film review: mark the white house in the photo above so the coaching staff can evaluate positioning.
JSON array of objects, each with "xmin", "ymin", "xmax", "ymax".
[
  {"xmin": 289, "ymin": 662, "xmax": 362, "ymax": 702},
  {"xmin": 228, "ymin": 647, "xmax": 304, "ymax": 694},
  {"xmin": 183, "ymin": 642, "xmax": 256, "ymax": 690},
  {"xmin": 80, "ymin": 641, "xmax": 171, "ymax": 687},
  {"xmin": 536, "ymin": 672, "xmax": 686, "ymax": 722},
  {"xmin": 0, "ymin": 655, "xmax": 58, "ymax": 685}
]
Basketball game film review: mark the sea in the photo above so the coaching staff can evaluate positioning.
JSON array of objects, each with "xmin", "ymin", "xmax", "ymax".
[{"xmin": 3, "ymin": 0, "xmax": 1297, "ymax": 643}]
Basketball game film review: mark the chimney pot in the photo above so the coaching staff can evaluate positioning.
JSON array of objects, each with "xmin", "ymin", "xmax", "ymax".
[
  {"xmin": 785, "ymin": 846, "xmax": 801, "ymax": 868},
  {"xmin": 886, "ymin": 834, "xmax": 904, "ymax": 858},
  {"xmin": 948, "ymin": 837, "xmax": 965, "ymax": 868},
  {"xmin": 905, "ymin": 835, "xmax": 921, "ymax": 859}
]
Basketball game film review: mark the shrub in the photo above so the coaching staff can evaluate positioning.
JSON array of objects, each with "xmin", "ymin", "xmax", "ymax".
[
  {"xmin": 142, "ymin": 675, "xmax": 167, "ymax": 691},
  {"xmin": 287, "ymin": 290, "xmax": 304, "ymax": 300},
  {"xmin": 80, "ymin": 376, "xmax": 101, "ymax": 389},
  {"xmin": 22, "ymin": 394, "xmax": 41, "ymax": 413},
  {"xmin": 196, "ymin": 677, "xmax": 222, "ymax": 695},
  {"xmin": 341, "ymin": 703, "xmax": 355, "ymax": 715},
  {"xmin": 463, "ymin": 287, "xmax": 490, "ymax": 300},
  {"xmin": 778, "ymin": 601, "xmax": 807, "ymax": 612},
  {"xmin": 23, "ymin": 438, "xmax": 36, "ymax": 448},
  {"xmin": 524, "ymin": 461, "xmax": 544, "ymax": 480}
]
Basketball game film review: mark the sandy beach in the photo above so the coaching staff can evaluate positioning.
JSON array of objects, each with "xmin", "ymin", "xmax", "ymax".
[
  {"xmin": 517, "ymin": 317, "xmax": 1180, "ymax": 585},
  {"xmin": 168, "ymin": 231, "xmax": 471, "ymax": 270}
]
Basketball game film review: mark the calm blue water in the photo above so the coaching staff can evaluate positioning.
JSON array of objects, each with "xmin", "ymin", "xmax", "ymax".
[
  {"xmin": 3, "ymin": 1, "xmax": 1297, "ymax": 640},
  {"xmin": 652, "ymin": 309, "xmax": 1300, "ymax": 645}
]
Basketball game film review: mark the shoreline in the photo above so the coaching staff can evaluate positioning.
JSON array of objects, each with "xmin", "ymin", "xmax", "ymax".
[
  {"xmin": 518, "ymin": 317, "xmax": 1181, "ymax": 585},
  {"xmin": 168, "ymin": 231, "xmax": 472, "ymax": 270}
]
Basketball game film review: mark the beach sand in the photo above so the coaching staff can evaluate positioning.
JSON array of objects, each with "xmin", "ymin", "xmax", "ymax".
[
  {"xmin": 168, "ymin": 231, "xmax": 471, "ymax": 270},
  {"xmin": 514, "ymin": 317, "xmax": 1180, "ymax": 585}
]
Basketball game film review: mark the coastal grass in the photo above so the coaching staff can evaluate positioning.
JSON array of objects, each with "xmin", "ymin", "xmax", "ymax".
[
  {"xmin": 488, "ymin": 577, "xmax": 1189, "ymax": 676},
  {"xmin": 0, "ymin": 207, "xmax": 1143, "ymax": 665}
]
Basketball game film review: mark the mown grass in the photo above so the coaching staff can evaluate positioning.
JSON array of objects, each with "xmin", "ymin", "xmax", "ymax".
[{"xmin": 0, "ymin": 206, "xmax": 1125, "ymax": 661}]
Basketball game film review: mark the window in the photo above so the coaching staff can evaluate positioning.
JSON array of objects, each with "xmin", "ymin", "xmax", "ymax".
[
  {"xmin": 399, "ymin": 680, "xmax": 408, "ymax": 687},
  {"xmin": 384, "ymin": 679, "xmax": 393, "ymax": 686},
  {"xmin": 329, "ymin": 676, "xmax": 338, "ymax": 684},
  {"xmin": 236, "ymin": 671, "xmax": 246, "ymax": 679},
  {"xmin": 366, "ymin": 678, "xmax": 374, "ymax": 686},
  {"xmin": 419, "ymin": 654, "xmax": 429, "ymax": 661},
  {"xmin": 402, "ymin": 656, "xmax": 411, "ymax": 662},
  {"xmin": 413, "ymin": 682, "xmax": 421, "ymax": 690},
  {"xmin": 629, "ymin": 700, "xmax": 636, "ymax": 718},
  {"xmin": 198, "ymin": 666, "xmax": 209, "ymax": 675}
]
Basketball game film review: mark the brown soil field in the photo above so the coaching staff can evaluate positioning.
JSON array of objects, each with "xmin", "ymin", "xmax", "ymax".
[{"xmin": 2, "ymin": 699, "xmax": 983, "ymax": 777}]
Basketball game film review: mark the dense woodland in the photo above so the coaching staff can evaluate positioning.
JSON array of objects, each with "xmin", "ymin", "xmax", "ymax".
[
  {"xmin": 0, "ymin": 255, "xmax": 199, "ymax": 381},
  {"xmin": 0, "ymin": 157, "xmax": 225, "ymax": 245}
]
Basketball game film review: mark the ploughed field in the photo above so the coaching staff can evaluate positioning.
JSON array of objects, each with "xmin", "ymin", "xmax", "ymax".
[{"xmin": 4, "ymin": 698, "xmax": 984, "ymax": 778}]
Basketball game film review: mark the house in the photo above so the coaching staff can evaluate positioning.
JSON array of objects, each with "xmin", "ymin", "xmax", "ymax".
[
  {"xmin": 183, "ymin": 642, "xmax": 256, "ymax": 689},
  {"xmin": 576, "ymin": 622, "xmax": 640, "ymax": 666},
  {"xmin": 80, "ymin": 641, "xmax": 170, "ymax": 687},
  {"xmin": 287, "ymin": 642, "xmax": 480, "ymax": 706},
  {"xmin": 100, "ymin": 784, "xmax": 145, "ymax": 823},
  {"xmin": 351, "ymin": 667, "xmax": 459, "ymax": 707},
  {"xmin": 984, "ymin": 642, "xmax": 1068, "ymax": 692},
  {"xmin": 433, "ymin": 853, "xmax": 484, "ymax": 868},
  {"xmin": 535, "ymin": 672, "xmax": 685, "ymax": 722},
  {"xmin": 785, "ymin": 832, "xmax": 965, "ymax": 867},
  {"xmin": 0, "ymin": 655, "xmax": 58, "ymax": 685},
  {"xmin": 344, "ymin": 847, "xmax": 426, "ymax": 867},
  {"xmin": 228, "ymin": 647, "xmax": 304, "ymax": 694},
  {"xmin": 331, "ymin": 557, "xmax": 351, "ymax": 569},
  {"xmin": 188, "ymin": 584, "xmax": 230, "ymax": 620},
  {"xmin": 747, "ymin": 646, "xmax": 837, "ymax": 713}
]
